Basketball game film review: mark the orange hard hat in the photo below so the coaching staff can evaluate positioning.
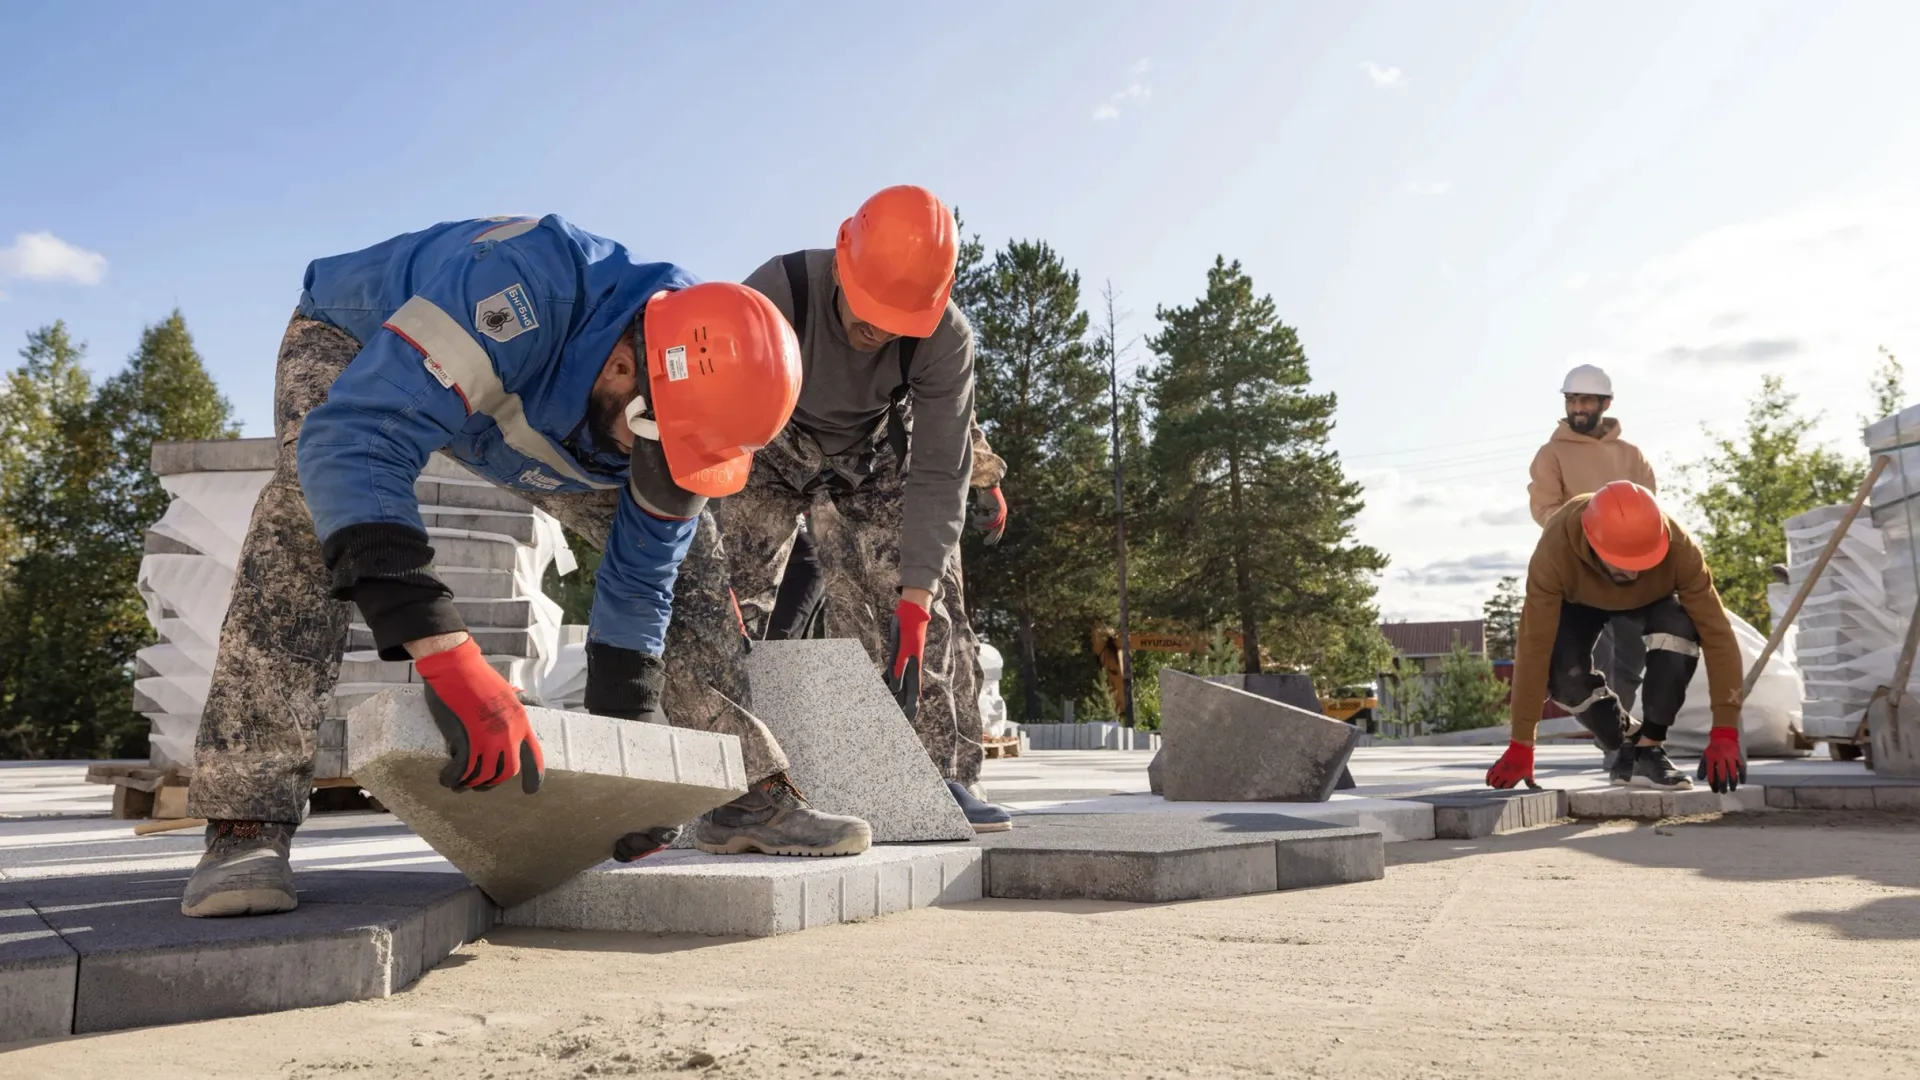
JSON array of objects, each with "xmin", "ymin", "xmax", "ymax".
[
  {"xmin": 1582, "ymin": 481, "xmax": 1670, "ymax": 572},
  {"xmin": 835, "ymin": 185, "xmax": 958, "ymax": 338},
  {"xmin": 641, "ymin": 283, "xmax": 802, "ymax": 498}
]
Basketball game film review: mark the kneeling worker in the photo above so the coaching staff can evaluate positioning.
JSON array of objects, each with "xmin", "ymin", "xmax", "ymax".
[
  {"xmin": 185, "ymin": 215, "xmax": 869, "ymax": 919},
  {"xmin": 1486, "ymin": 481, "xmax": 1748, "ymax": 794}
]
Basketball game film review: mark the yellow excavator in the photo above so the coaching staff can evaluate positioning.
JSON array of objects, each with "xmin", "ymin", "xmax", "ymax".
[{"xmin": 1090, "ymin": 624, "xmax": 1377, "ymax": 723}]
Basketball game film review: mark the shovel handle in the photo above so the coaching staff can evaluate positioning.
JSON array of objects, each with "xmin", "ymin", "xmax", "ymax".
[
  {"xmin": 1743, "ymin": 455, "xmax": 1890, "ymax": 701},
  {"xmin": 1891, "ymin": 582, "xmax": 1920, "ymax": 708}
]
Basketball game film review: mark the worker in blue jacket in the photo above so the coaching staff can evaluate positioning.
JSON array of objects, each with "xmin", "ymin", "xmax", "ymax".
[{"xmin": 183, "ymin": 215, "xmax": 872, "ymax": 920}]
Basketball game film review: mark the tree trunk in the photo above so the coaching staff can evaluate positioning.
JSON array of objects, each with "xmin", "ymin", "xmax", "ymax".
[
  {"xmin": 1017, "ymin": 605, "xmax": 1043, "ymax": 722},
  {"xmin": 1226, "ymin": 441, "xmax": 1260, "ymax": 674}
]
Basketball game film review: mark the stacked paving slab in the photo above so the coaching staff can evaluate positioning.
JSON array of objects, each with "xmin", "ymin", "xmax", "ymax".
[
  {"xmin": 137, "ymin": 439, "xmax": 575, "ymax": 779},
  {"xmin": 1781, "ymin": 502, "xmax": 1903, "ymax": 741}
]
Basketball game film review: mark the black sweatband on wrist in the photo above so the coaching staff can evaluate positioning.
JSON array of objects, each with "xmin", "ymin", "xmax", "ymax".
[
  {"xmin": 584, "ymin": 642, "xmax": 666, "ymax": 721},
  {"xmin": 321, "ymin": 522, "xmax": 466, "ymax": 660}
]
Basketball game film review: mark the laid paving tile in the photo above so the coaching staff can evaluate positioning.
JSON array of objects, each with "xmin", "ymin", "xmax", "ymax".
[
  {"xmin": 348, "ymin": 688, "xmax": 747, "ymax": 908},
  {"xmin": 745, "ymin": 640, "xmax": 974, "ymax": 843},
  {"xmin": 976, "ymin": 812, "xmax": 1382, "ymax": 903},
  {"xmin": 1408, "ymin": 789, "xmax": 1568, "ymax": 839},
  {"xmin": 0, "ymin": 901, "xmax": 76, "ymax": 1042},
  {"xmin": 0, "ymin": 869, "xmax": 491, "ymax": 1039},
  {"xmin": 503, "ymin": 846, "xmax": 982, "ymax": 938}
]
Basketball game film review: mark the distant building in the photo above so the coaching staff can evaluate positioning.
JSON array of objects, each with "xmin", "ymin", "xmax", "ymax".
[{"xmin": 1380, "ymin": 620, "xmax": 1486, "ymax": 673}]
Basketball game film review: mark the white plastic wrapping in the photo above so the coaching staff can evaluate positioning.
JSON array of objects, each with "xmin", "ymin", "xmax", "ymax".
[{"xmin": 1659, "ymin": 610, "xmax": 1806, "ymax": 756}]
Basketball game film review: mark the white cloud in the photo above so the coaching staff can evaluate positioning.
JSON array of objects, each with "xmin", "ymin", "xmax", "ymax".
[
  {"xmin": 0, "ymin": 232, "xmax": 108, "ymax": 287},
  {"xmin": 1132, "ymin": 57, "xmax": 1152, "ymax": 75},
  {"xmin": 1400, "ymin": 180, "xmax": 1452, "ymax": 196},
  {"xmin": 1561, "ymin": 271, "xmax": 1591, "ymax": 290},
  {"xmin": 1572, "ymin": 189, "xmax": 1920, "ymax": 460},
  {"xmin": 1092, "ymin": 66, "xmax": 1154, "ymax": 121},
  {"xmin": 1361, "ymin": 62, "xmax": 1403, "ymax": 88}
]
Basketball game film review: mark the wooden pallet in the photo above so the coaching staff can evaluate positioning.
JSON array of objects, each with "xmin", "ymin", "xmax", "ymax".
[
  {"xmin": 982, "ymin": 736, "xmax": 1022, "ymax": 760},
  {"xmin": 86, "ymin": 764, "xmax": 368, "ymax": 821}
]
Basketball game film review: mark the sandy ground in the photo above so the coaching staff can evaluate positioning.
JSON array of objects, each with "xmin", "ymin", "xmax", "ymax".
[{"xmin": 10, "ymin": 811, "xmax": 1920, "ymax": 1080}]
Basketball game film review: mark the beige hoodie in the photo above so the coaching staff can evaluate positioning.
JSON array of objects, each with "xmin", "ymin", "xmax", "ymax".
[{"xmin": 1527, "ymin": 418, "xmax": 1657, "ymax": 526}]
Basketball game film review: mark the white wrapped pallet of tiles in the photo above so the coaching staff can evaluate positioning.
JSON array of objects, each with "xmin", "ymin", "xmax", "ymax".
[{"xmin": 136, "ymin": 439, "xmax": 578, "ymax": 778}]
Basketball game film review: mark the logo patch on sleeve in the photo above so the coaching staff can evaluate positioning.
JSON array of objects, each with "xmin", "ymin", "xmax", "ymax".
[{"xmin": 474, "ymin": 283, "xmax": 539, "ymax": 343}]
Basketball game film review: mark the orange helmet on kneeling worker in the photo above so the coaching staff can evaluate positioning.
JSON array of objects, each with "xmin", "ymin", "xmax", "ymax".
[
  {"xmin": 642, "ymin": 282, "xmax": 802, "ymax": 498},
  {"xmin": 836, "ymin": 185, "xmax": 959, "ymax": 338},
  {"xmin": 1582, "ymin": 481, "xmax": 1670, "ymax": 572}
]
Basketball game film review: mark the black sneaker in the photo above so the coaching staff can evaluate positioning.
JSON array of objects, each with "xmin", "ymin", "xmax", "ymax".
[
  {"xmin": 1609, "ymin": 743, "xmax": 1639, "ymax": 786},
  {"xmin": 947, "ymin": 780, "xmax": 1012, "ymax": 833},
  {"xmin": 180, "ymin": 821, "xmax": 297, "ymax": 918},
  {"xmin": 1629, "ymin": 745, "xmax": 1693, "ymax": 791}
]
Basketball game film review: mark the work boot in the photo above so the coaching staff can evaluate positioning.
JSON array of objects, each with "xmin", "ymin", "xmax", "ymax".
[
  {"xmin": 1608, "ymin": 742, "xmax": 1639, "ymax": 786},
  {"xmin": 693, "ymin": 772, "xmax": 872, "ymax": 857},
  {"xmin": 1629, "ymin": 744, "xmax": 1693, "ymax": 791},
  {"xmin": 946, "ymin": 780, "xmax": 1012, "ymax": 833},
  {"xmin": 180, "ymin": 820, "xmax": 297, "ymax": 918}
]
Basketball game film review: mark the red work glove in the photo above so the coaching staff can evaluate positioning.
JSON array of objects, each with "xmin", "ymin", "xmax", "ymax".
[
  {"xmin": 971, "ymin": 485, "xmax": 1008, "ymax": 546},
  {"xmin": 1486, "ymin": 741, "xmax": 1535, "ymax": 789},
  {"xmin": 1697, "ymin": 726, "xmax": 1746, "ymax": 794},
  {"xmin": 886, "ymin": 599, "xmax": 931, "ymax": 721},
  {"xmin": 416, "ymin": 638, "xmax": 545, "ymax": 794}
]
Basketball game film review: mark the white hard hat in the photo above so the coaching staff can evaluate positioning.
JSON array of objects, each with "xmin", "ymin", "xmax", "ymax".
[{"xmin": 1561, "ymin": 364, "xmax": 1613, "ymax": 397}]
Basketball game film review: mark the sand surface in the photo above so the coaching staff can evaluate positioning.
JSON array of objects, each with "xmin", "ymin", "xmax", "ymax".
[{"xmin": 10, "ymin": 812, "xmax": 1920, "ymax": 1079}]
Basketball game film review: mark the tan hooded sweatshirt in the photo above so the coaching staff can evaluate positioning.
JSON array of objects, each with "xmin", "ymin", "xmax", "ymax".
[
  {"xmin": 1511, "ymin": 496, "xmax": 1743, "ymax": 743},
  {"xmin": 1528, "ymin": 418, "xmax": 1657, "ymax": 527}
]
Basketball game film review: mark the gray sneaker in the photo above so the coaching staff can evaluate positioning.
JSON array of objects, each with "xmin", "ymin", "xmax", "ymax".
[
  {"xmin": 180, "ymin": 821, "xmax": 297, "ymax": 918},
  {"xmin": 693, "ymin": 773, "xmax": 871, "ymax": 857}
]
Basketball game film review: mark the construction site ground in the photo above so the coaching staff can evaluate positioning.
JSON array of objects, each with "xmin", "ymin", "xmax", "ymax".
[{"xmin": 6, "ymin": 749, "xmax": 1920, "ymax": 1077}]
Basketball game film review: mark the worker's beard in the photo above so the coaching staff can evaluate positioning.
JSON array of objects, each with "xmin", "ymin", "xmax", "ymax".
[
  {"xmin": 588, "ymin": 386, "xmax": 635, "ymax": 456},
  {"xmin": 1567, "ymin": 409, "xmax": 1601, "ymax": 435}
]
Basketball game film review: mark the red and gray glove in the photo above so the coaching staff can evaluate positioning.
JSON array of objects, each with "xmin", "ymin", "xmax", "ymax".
[
  {"xmin": 416, "ymin": 638, "xmax": 544, "ymax": 793},
  {"xmin": 1486, "ymin": 741, "xmax": 1534, "ymax": 789},
  {"xmin": 886, "ymin": 599, "xmax": 931, "ymax": 720},
  {"xmin": 1697, "ymin": 726, "xmax": 1747, "ymax": 793},
  {"xmin": 970, "ymin": 486, "xmax": 1008, "ymax": 546}
]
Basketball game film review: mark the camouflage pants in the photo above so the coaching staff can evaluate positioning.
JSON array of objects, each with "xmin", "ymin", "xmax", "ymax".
[
  {"xmin": 683, "ymin": 425, "xmax": 983, "ymax": 783},
  {"xmin": 189, "ymin": 314, "xmax": 787, "ymax": 824}
]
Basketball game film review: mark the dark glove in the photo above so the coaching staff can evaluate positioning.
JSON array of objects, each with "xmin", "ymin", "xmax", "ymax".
[
  {"xmin": 416, "ymin": 637, "xmax": 544, "ymax": 793},
  {"xmin": 1697, "ymin": 726, "xmax": 1747, "ymax": 793},
  {"xmin": 583, "ymin": 642, "xmax": 666, "ymax": 725},
  {"xmin": 886, "ymin": 599, "xmax": 931, "ymax": 721},
  {"xmin": 1486, "ymin": 741, "xmax": 1534, "ymax": 789},
  {"xmin": 970, "ymin": 485, "xmax": 1008, "ymax": 546}
]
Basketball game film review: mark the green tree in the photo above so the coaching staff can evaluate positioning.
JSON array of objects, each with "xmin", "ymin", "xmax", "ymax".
[
  {"xmin": 1867, "ymin": 345, "xmax": 1906, "ymax": 426},
  {"xmin": 1482, "ymin": 576, "xmax": 1522, "ymax": 661},
  {"xmin": 1427, "ymin": 641, "xmax": 1510, "ymax": 733},
  {"xmin": 0, "ymin": 313, "xmax": 238, "ymax": 759},
  {"xmin": 0, "ymin": 323, "xmax": 92, "ymax": 567},
  {"xmin": 1142, "ymin": 257, "xmax": 1387, "ymax": 675},
  {"xmin": 962, "ymin": 239, "xmax": 1114, "ymax": 720},
  {"xmin": 1681, "ymin": 375, "xmax": 1864, "ymax": 633}
]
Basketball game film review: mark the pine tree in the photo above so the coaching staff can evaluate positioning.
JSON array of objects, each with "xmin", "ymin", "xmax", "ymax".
[
  {"xmin": 962, "ymin": 239, "xmax": 1113, "ymax": 720},
  {"xmin": 1143, "ymin": 257, "xmax": 1387, "ymax": 675},
  {"xmin": 0, "ymin": 312, "xmax": 238, "ymax": 759},
  {"xmin": 1483, "ymin": 576, "xmax": 1522, "ymax": 661}
]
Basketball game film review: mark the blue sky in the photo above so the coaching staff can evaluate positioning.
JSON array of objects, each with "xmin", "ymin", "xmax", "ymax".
[{"xmin": 6, "ymin": 2, "xmax": 1919, "ymax": 619}]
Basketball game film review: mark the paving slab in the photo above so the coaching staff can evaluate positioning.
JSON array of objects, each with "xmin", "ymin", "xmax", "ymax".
[
  {"xmin": 1157, "ymin": 670, "xmax": 1362, "ymax": 803},
  {"xmin": 503, "ymin": 845, "xmax": 982, "ymax": 937},
  {"xmin": 0, "ymin": 901, "xmax": 76, "ymax": 1042},
  {"xmin": 0, "ymin": 869, "xmax": 489, "ymax": 1039},
  {"xmin": 977, "ymin": 812, "xmax": 1382, "ymax": 903},
  {"xmin": 1408, "ymin": 789, "xmax": 1569, "ymax": 839},
  {"xmin": 348, "ymin": 688, "xmax": 747, "ymax": 907},
  {"xmin": 1567, "ymin": 787, "xmax": 1730, "ymax": 819},
  {"xmin": 745, "ymin": 640, "xmax": 975, "ymax": 843}
]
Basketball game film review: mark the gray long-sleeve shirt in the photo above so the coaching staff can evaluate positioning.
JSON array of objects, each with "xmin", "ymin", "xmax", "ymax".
[{"xmin": 743, "ymin": 249, "xmax": 976, "ymax": 594}]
